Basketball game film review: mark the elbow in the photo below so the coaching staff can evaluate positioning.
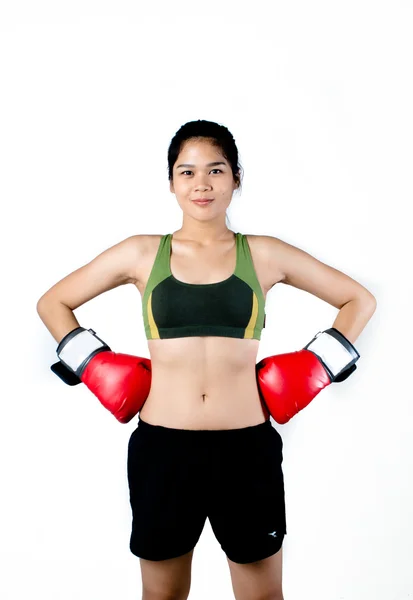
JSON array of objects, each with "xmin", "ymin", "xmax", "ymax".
[
  {"xmin": 36, "ymin": 297, "xmax": 46, "ymax": 314},
  {"xmin": 344, "ymin": 293, "xmax": 377, "ymax": 314},
  {"xmin": 36, "ymin": 295, "xmax": 55, "ymax": 315},
  {"xmin": 367, "ymin": 294, "xmax": 377, "ymax": 310},
  {"xmin": 360, "ymin": 293, "xmax": 377, "ymax": 315},
  {"xmin": 36, "ymin": 296, "xmax": 70, "ymax": 318}
]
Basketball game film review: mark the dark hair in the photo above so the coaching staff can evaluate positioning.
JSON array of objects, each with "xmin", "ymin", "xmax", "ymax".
[{"xmin": 167, "ymin": 120, "xmax": 244, "ymax": 227}]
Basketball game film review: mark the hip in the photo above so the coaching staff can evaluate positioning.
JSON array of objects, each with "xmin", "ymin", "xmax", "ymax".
[{"xmin": 128, "ymin": 414, "xmax": 283, "ymax": 471}]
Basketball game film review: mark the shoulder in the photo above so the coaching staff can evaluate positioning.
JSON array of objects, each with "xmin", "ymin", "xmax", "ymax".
[
  {"xmin": 244, "ymin": 233, "xmax": 286, "ymax": 249},
  {"xmin": 130, "ymin": 233, "xmax": 165, "ymax": 284},
  {"xmin": 244, "ymin": 233, "xmax": 278, "ymax": 251},
  {"xmin": 244, "ymin": 233, "xmax": 287, "ymax": 286},
  {"xmin": 245, "ymin": 232, "xmax": 299, "ymax": 261},
  {"xmin": 98, "ymin": 234, "xmax": 163, "ymax": 285},
  {"xmin": 244, "ymin": 232, "xmax": 328, "ymax": 284},
  {"xmin": 125, "ymin": 233, "xmax": 167, "ymax": 256},
  {"xmin": 246, "ymin": 233, "xmax": 376, "ymax": 308}
]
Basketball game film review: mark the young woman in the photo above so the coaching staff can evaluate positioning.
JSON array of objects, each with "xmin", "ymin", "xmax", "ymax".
[{"xmin": 37, "ymin": 120, "xmax": 376, "ymax": 600}]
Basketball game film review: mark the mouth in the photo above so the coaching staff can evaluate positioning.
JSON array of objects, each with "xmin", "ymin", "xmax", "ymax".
[{"xmin": 192, "ymin": 198, "xmax": 214, "ymax": 204}]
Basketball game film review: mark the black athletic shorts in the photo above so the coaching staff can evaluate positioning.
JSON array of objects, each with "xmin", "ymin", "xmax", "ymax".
[{"xmin": 127, "ymin": 416, "xmax": 287, "ymax": 564}]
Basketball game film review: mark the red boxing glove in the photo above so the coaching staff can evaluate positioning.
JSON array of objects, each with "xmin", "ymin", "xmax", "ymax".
[
  {"xmin": 51, "ymin": 327, "xmax": 152, "ymax": 423},
  {"xmin": 256, "ymin": 328, "xmax": 360, "ymax": 424},
  {"xmin": 81, "ymin": 351, "xmax": 151, "ymax": 423}
]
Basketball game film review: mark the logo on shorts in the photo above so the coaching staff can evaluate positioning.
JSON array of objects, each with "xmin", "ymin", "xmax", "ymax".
[{"xmin": 268, "ymin": 531, "xmax": 277, "ymax": 538}]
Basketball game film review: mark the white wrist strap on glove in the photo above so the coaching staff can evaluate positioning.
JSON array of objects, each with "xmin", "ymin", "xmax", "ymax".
[
  {"xmin": 304, "ymin": 327, "xmax": 360, "ymax": 382},
  {"xmin": 56, "ymin": 327, "xmax": 111, "ymax": 377}
]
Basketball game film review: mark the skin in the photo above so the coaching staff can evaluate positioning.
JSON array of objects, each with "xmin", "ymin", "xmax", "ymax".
[
  {"xmin": 169, "ymin": 137, "xmax": 239, "ymax": 245},
  {"xmin": 134, "ymin": 138, "xmax": 376, "ymax": 599},
  {"xmin": 37, "ymin": 136, "xmax": 376, "ymax": 430},
  {"xmin": 139, "ymin": 138, "xmax": 271, "ymax": 430},
  {"xmin": 137, "ymin": 138, "xmax": 287, "ymax": 600},
  {"xmin": 37, "ymin": 136, "xmax": 376, "ymax": 600}
]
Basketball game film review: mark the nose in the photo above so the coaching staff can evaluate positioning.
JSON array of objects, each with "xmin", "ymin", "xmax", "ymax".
[{"xmin": 194, "ymin": 177, "xmax": 212, "ymax": 190}]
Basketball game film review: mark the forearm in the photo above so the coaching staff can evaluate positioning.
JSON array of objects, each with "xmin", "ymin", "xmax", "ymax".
[
  {"xmin": 331, "ymin": 296, "xmax": 377, "ymax": 345},
  {"xmin": 36, "ymin": 300, "xmax": 80, "ymax": 344}
]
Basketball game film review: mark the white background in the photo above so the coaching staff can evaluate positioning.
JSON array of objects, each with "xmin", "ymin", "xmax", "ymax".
[{"xmin": 1, "ymin": 1, "xmax": 412, "ymax": 599}]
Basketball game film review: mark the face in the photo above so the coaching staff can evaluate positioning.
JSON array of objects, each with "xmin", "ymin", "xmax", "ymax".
[{"xmin": 170, "ymin": 139, "xmax": 238, "ymax": 220}]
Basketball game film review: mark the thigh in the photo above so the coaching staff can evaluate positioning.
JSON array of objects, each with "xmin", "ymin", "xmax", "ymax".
[
  {"xmin": 227, "ymin": 546, "xmax": 283, "ymax": 600},
  {"xmin": 127, "ymin": 424, "xmax": 208, "ymax": 562},
  {"xmin": 208, "ymin": 422, "xmax": 287, "ymax": 565},
  {"xmin": 140, "ymin": 548, "xmax": 195, "ymax": 599}
]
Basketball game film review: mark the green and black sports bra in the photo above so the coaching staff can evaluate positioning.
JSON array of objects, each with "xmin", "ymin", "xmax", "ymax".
[{"xmin": 142, "ymin": 232, "xmax": 266, "ymax": 340}]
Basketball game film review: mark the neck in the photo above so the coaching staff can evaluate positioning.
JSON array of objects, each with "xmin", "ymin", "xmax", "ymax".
[{"xmin": 174, "ymin": 220, "xmax": 233, "ymax": 244}]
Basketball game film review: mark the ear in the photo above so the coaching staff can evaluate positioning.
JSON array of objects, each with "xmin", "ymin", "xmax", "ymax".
[{"xmin": 170, "ymin": 180, "xmax": 174, "ymax": 193}]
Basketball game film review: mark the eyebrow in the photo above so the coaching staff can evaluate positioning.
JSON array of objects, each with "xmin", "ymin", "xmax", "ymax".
[{"xmin": 175, "ymin": 161, "xmax": 227, "ymax": 169}]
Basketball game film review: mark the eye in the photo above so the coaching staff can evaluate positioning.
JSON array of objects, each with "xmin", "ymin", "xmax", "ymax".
[{"xmin": 181, "ymin": 169, "xmax": 222, "ymax": 176}]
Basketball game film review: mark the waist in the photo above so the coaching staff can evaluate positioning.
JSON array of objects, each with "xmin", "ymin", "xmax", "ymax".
[
  {"xmin": 137, "ymin": 414, "xmax": 272, "ymax": 437},
  {"xmin": 139, "ymin": 383, "xmax": 270, "ymax": 430}
]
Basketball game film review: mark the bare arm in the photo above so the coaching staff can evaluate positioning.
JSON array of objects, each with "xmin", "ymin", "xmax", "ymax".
[
  {"xmin": 36, "ymin": 302, "xmax": 81, "ymax": 345},
  {"xmin": 262, "ymin": 235, "xmax": 377, "ymax": 344},
  {"xmin": 36, "ymin": 235, "xmax": 145, "ymax": 343}
]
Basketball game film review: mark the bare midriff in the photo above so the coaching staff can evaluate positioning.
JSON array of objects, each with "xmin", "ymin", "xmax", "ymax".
[
  {"xmin": 134, "ymin": 233, "xmax": 275, "ymax": 431},
  {"xmin": 139, "ymin": 336, "xmax": 270, "ymax": 430}
]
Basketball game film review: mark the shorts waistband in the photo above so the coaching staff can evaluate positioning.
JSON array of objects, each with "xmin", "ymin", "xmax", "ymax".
[{"xmin": 137, "ymin": 416, "xmax": 272, "ymax": 440}]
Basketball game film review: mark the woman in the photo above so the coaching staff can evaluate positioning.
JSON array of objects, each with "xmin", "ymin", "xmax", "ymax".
[{"xmin": 37, "ymin": 120, "xmax": 376, "ymax": 600}]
